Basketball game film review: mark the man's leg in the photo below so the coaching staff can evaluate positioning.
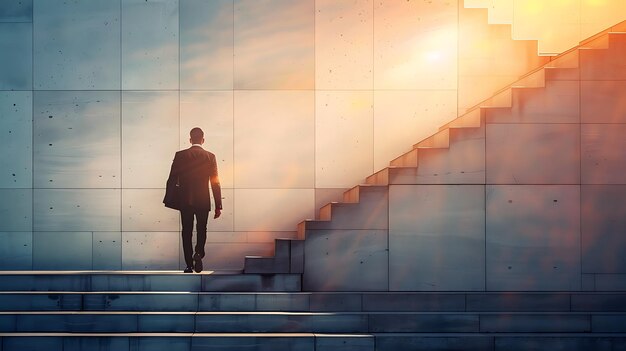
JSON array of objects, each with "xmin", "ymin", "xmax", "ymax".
[
  {"xmin": 180, "ymin": 209, "xmax": 195, "ymax": 269},
  {"xmin": 194, "ymin": 208, "xmax": 209, "ymax": 258}
]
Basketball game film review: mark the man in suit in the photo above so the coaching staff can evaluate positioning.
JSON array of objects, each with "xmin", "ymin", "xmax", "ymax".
[{"xmin": 165, "ymin": 127, "xmax": 222, "ymax": 273}]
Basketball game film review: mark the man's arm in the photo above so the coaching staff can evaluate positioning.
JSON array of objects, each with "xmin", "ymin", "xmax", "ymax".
[
  {"xmin": 163, "ymin": 152, "xmax": 181, "ymax": 208},
  {"xmin": 209, "ymin": 153, "xmax": 222, "ymax": 219},
  {"xmin": 166, "ymin": 152, "xmax": 180, "ymax": 187}
]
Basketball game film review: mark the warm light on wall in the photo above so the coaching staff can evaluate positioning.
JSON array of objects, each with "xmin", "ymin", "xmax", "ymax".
[
  {"xmin": 520, "ymin": 0, "xmax": 544, "ymax": 14},
  {"xmin": 384, "ymin": 27, "xmax": 456, "ymax": 86},
  {"xmin": 425, "ymin": 51, "xmax": 442, "ymax": 62},
  {"xmin": 584, "ymin": 0, "xmax": 607, "ymax": 6},
  {"xmin": 469, "ymin": 0, "xmax": 626, "ymax": 54}
]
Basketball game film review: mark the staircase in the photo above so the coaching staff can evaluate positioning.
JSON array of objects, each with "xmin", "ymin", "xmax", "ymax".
[
  {"xmin": 1, "ymin": 272, "xmax": 626, "ymax": 350},
  {"xmin": 2, "ymin": 18, "xmax": 626, "ymax": 351}
]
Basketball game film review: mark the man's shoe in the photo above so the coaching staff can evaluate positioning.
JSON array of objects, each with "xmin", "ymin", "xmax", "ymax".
[
  {"xmin": 183, "ymin": 266, "xmax": 193, "ymax": 273},
  {"xmin": 193, "ymin": 252, "xmax": 203, "ymax": 273}
]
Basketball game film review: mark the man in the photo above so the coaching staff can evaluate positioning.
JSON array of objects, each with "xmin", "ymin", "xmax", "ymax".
[{"xmin": 164, "ymin": 127, "xmax": 222, "ymax": 273}]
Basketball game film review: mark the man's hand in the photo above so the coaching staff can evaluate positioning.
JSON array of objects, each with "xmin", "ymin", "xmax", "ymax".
[{"xmin": 214, "ymin": 209, "xmax": 221, "ymax": 219}]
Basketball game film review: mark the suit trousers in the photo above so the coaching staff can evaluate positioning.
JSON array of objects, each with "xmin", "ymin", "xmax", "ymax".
[{"xmin": 180, "ymin": 207, "xmax": 209, "ymax": 268}]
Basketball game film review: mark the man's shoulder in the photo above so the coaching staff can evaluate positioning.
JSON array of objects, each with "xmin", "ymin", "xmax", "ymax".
[
  {"xmin": 174, "ymin": 149, "xmax": 187, "ymax": 158},
  {"xmin": 177, "ymin": 147, "xmax": 215, "ymax": 159}
]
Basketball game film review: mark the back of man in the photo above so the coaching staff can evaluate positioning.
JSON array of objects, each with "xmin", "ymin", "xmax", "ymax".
[
  {"xmin": 164, "ymin": 127, "xmax": 222, "ymax": 273},
  {"xmin": 174, "ymin": 147, "xmax": 218, "ymax": 210}
]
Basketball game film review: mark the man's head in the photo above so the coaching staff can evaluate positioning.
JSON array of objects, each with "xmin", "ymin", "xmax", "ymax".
[{"xmin": 190, "ymin": 127, "xmax": 204, "ymax": 145}]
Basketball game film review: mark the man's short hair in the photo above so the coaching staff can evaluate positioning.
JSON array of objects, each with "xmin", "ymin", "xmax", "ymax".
[{"xmin": 190, "ymin": 127, "xmax": 204, "ymax": 143}]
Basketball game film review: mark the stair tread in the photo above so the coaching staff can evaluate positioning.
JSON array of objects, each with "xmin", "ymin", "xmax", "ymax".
[
  {"xmin": 1, "ymin": 290, "xmax": 623, "ymax": 295},
  {"xmin": 0, "ymin": 332, "xmax": 313, "ymax": 337},
  {"xmin": 1, "ymin": 332, "xmax": 625, "ymax": 337},
  {"xmin": 2, "ymin": 311, "xmax": 625, "ymax": 315},
  {"xmin": 0, "ymin": 270, "xmax": 243, "ymax": 275}
]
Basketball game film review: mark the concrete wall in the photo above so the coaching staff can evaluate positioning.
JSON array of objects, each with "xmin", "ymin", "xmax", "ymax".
[{"xmin": 0, "ymin": 0, "xmax": 622, "ymax": 271}]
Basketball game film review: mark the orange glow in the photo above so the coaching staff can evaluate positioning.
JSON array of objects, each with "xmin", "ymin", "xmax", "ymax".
[
  {"xmin": 584, "ymin": 0, "xmax": 607, "ymax": 5},
  {"xmin": 520, "ymin": 0, "xmax": 544, "ymax": 15},
  {"xmin": 470, "ymin": 0, "xmax": 626, "ymax": 54}
]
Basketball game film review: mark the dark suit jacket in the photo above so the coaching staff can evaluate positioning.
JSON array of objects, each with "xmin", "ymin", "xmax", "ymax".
[{"xmin": 164, "ymin": 146, "xmax": 222, "ymax": 211}]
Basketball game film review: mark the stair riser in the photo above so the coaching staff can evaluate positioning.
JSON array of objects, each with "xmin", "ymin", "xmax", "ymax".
[
  {"xmin": 439, "ymin": 109, "xmax": 483, "ymax": 131},
  {"xmin": 0, "ymin": 336, "xmax": 317, "ymax": 351},
  {"xmin": 342, "ymin": 185, "xmax": 388, "ymax": 204},
  {"xmin": 389, "ymin": 149, "xmax": 418, "ymax": 168},
  {"xmin": 0, "ymin": 274, "xmax": 301, "ymax": 292},
  {"xmin": 244, "ymin": 258, "xmax": 290, "ymax": 274},
  {"xmin": 481, "ymin": 89, "xmax": 512, "ymax": 108},
  {"xmin": 290, "ymin": 240, "xmax": 304, "ymax": 274},
  {"xmin": 245, "ymin": 237, "xmax": 304, "ymax": 274},
  {"xmin": 3, "ymin": 292, "xmax": 625, "ymax": 312},
  {"xmin": 413, "ymin": 129, "xmax": 450, "ymax": 149},
  {"xmin": 2, "ymin": 335, "xmax": 626, "ymax": 351},
  {"xmin": 318, "ymin": 203, "xmax": 332, "ymax": 221},
  {"xmin": 342, "ymin": 186, "xmax": 359, "ymax": 203},
  {"xmin": 2, "ymin": 313, "xmax": 622, "ymax": 333},
  {"xmin": 544, "ymin": 68, "xmax": 580, "ymax": 81},
  {"xmin": 2, "ymin": 315, "xmax": 363, "ymax": 333},
  {"xmin": 365, "ymin": 168, "xmax": 389, "ymax": 185}
]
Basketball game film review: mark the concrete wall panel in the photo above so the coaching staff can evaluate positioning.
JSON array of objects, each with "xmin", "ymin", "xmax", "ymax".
[
  {"xmin": 34, "ymin": 0, "xmax": 118, "ymax": 89},
  {"xmin": 0, "ymin": 23, "xmax": 31, "ymax": 90},
  {"xmin": 0, "ymin": 92, "xmax": 32, "ymax": 187},
  {"xmin": 486, "ymin": 124, "xmax": 580, "ymax": 184},
  {"xmin": 389, "ymin": 185, "xmax": 485, "ymax": 291},
  {"xmin": 122, "ymin": 0, "xmax": 178, "ymax": 89},
  {"xmin": 34, "ymin": 91, "xmax": 120, "ymax": 188},
  {"xmin": 582, "ymin": 185, "xmax": 626, "ymax": 274},
  {"xmin": 486, "ymin": 185, "xmax": 581, "ymax": 291},
  {"xmin": 582, "ymin": 124, "xmax": 626, "ymax": 184},
  {"xmin": 304, "ymin": 229, "xmax": 388, "ymax": 291}
]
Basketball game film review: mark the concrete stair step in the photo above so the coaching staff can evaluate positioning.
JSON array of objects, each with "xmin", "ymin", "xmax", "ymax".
[
  {"xmin": 413, "ymin": 128, "xmax": 450, "ymax": 149},
  {"xmin": 546, "ymin": 49, "xmax": 579, "ymax": 69},
  {"xmin": 389, "ymin": 148, "xmax": 418, "ymax": 167},
  {"xmin": 342, "ymin": 185, "xmax": 362, "ymax": 203},
  {"xmin": 243, "ymin": 257, "xmax": 290, "ymax": 274},
  {"xmin": 342, "ymin": 185, "xmax": 387, "ymax": 203},
  {"xmin": 542, "ymin": 49, "xmax": 580, "ymax": 80},
  {"xmin": 2, "ymin": 291, "xmax": 624, "ymax": 312},
  {"xmin": 365, "ymin": 167, "xmax": 393, "ymax": 185},
  {"xmin": 544, "ymin": 67, "xmax": 580, "ymax": 81},
  {"xmin": 0, "ymin": 272, "xmax": 301, "ymax": 292},
  {"xmin": 2, "ymin": 332, "xmax": 626, "ymax": 351},
  {"xmin": 438, "ymin": 108, "xmax": 483, "ymax": 132},
  {"xmin": 479, "ymin": 88, "xmax": 512, "ymax": 108},
  {"xmin": 2, "ymin": 311, "xmax": 625, "ymax": 333},
  {"xmin": 244, "ymin": 239, "xmax": 304, "ymax": 274},
  {"xmin": 0, "ymin": 312, "xmax": 365, "ymax": 333},
  {"xmin": 581, "ymin": 31, "xmax": 624, "ymax": 49},
  {"xmin": 0, "ymin": 333, "xmax": 329, "ymax": 351},
  {"xmin": 318, "ymin": 202, "xmax": 334, "ymax": 221},
  {"xmin": 580, "ymin": 31, "xmax": 611, "ymax": 50},
  {"xmin": 612, "ymin": 21, "xmax": 626, "ymax": 32},
  {"xmin": 511, "ymin": 69, "xmax": 545, "ymax": 89}
]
